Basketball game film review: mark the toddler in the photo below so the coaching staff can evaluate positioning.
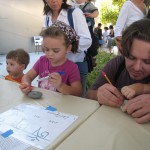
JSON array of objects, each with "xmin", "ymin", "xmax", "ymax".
[{"xmin": 5, "ymin": 49, "xmax": 29, "ymax": 83}]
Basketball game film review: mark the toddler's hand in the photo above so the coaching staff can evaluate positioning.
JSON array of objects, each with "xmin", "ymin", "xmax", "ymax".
[
  {"xmin": 121, "ymin": 86, "xmax": 136, "ymax": 99},
  {"xmin": 84, "ymin": 12, "xmax": 93, "ymax": 18}
]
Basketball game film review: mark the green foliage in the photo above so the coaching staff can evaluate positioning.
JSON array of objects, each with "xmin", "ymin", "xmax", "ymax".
[
  {"xmin": 112, "ymin": 0, "xmax": 126, "ymax": 8},
  {"xmin": 100, "ymin": 0, "xmax": 126, "ymax": 25},
  {"xmin": 100, "ymin": 3, "xmax": 119, "ymax": 25},
  {"xmin": 87, "ymin": 50, "xmax": 115, "ymax": 89}
]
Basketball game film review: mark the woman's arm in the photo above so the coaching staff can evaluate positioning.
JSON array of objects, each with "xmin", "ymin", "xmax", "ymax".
[
  {"xmin": 72, "ymin": 8, "xmax": 92, "ymax": 52},
  {"xmin": 114, "ymin": 2, "xmax": 129, "ymax": 37}
]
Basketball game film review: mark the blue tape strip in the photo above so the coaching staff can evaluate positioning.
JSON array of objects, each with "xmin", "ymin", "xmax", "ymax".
[
  {"xmin": 46, "ymin": 106, "xmax": 57, "ymax": 111},
  {"xmin": 1, "ymin": 129, "xmax": 13, "ymax": 138}
]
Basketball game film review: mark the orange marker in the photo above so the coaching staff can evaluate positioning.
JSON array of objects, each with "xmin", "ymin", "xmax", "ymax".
[{"xmin": 101, "ymin": 70, "xmax": 112, "ymax": 85}]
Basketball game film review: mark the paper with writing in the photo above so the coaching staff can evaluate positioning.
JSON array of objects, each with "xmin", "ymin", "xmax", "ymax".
[
  {"xmin": 0, "ymin": 132, "xmax": 30, "ymax": 150},
  {"xmin": 0, "ymin": 104, "xmax": 78, "ymax": 149}
]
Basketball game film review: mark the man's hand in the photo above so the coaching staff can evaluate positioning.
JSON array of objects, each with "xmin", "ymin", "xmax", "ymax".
[
  {"xmin": 97, "ymin": 83, "xmax": 124, "ymax": 107},
  {"xmin": 122, "ymin": 94, "xmax": 150, "ymax": 124}
]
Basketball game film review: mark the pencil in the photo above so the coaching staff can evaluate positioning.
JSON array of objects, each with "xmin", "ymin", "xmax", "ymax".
[{"xmin": 101, "ymin": 70, "xmax": 112, "ymax": 85}]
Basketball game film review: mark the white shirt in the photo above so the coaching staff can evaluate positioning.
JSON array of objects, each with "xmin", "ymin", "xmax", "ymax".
[
  {"xmin": 43, "ymin": 8, "xmax": 92, "ymax": 62},
  {"xmin": 115, "ymin": 1, "xmax": 148, "ymax": 37},
  {"xmin": 102, "ymin": 31, "xmax": 108, "ymax": 43}
]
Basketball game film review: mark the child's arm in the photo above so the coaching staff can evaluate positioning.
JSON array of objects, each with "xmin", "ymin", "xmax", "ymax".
[
  {"xmin": 57, "ymin": 81, "xmax": 82, "ymax": 96},
  {"xmin": 143, "ymin": 83, "xmax": 150, "ymax": 94},
  {"xmin": 20, "ymin": 68, "xmax": 37, "ymax": 94},
  {"xmin": 49, "ymin": 72, "xmax": 82, "ymax": 96},
  {"xmin": 121, "ymin": 83, "xmax": 150, "ymax": 99}
]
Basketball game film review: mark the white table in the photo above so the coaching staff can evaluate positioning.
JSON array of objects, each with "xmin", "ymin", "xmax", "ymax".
[
  {"xmin": 0, "ymin": 79, "xmax": 99, "ymax": 150},
  {"xmin": 56, "ymin": 106, "xmax": 150, "ymax": 150}
]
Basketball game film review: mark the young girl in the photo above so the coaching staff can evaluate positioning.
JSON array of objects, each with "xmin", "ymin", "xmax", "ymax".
[
  {"xmin": 5, "ymin": 49, "xmax": 29, "ymax": 83},
  {"xmin": 20, "ymin": 21, "xmax": 82, "ymax": 97}
]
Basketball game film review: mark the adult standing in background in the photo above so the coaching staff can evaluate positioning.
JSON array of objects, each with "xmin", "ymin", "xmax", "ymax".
[
  {"xmin": 42, "ymin": 0, "xmax": 91, "ymax": 62},
  {"xmin": 102, "ymin": 26, "xmax": 108, "ymax": 48},
  {"xmin": 107, "ymin": 25, "xmax": 114, "ymax": 53},
  {"xmin": 42, "ymin": 0, "xmax": 92, "ymax": 97},
  {"xmin": 75, "ymin": 0, "xmax": 99, "ymax": 72},
  {"xmin": 115, "ymin": 0, "xmax": 148, "ymax": 54},
  {"xmin": 94, "ymin": 23, "xmax": 103, "ymax": 48}
]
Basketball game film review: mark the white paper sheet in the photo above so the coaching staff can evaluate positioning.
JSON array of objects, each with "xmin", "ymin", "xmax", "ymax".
[
  {"xmin": 0, "ymin": 132, "xmax": 30, "ymax": 150},
  {"xmin": 0, "ymin": 104, "xmax": 78, "ymax": 150}
]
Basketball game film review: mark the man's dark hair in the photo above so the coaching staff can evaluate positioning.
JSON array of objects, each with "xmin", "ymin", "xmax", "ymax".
[
  {"xmin": 43, "ymin": 0, "xmax": 71, "ymax": 15},
  {"xmin": 98, "ymin": 23, "xmax": 102, "ymax": 27},
  {"xmin": 104, "ymin": 27, "xmax": 108, "ymax": 30},
  {"xmin": 109, "ymin": 25, "xmax": 113, "ymax": 29},
  {"xmin": 121, "ymin": 19, "xmax": 150, "ymax": 57}
]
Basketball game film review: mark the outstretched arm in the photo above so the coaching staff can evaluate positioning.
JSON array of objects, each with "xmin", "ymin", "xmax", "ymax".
[
  {"xmin": 121, "ymin": 83, "xmax": 150, "ymax": 99},
  {"xmin": 20, "ymin": 68, "xmax": 37, "ymax": 94},
  {"xmin": 143, "ymin": 83, "xmax": 150, "ymax": 94}
]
